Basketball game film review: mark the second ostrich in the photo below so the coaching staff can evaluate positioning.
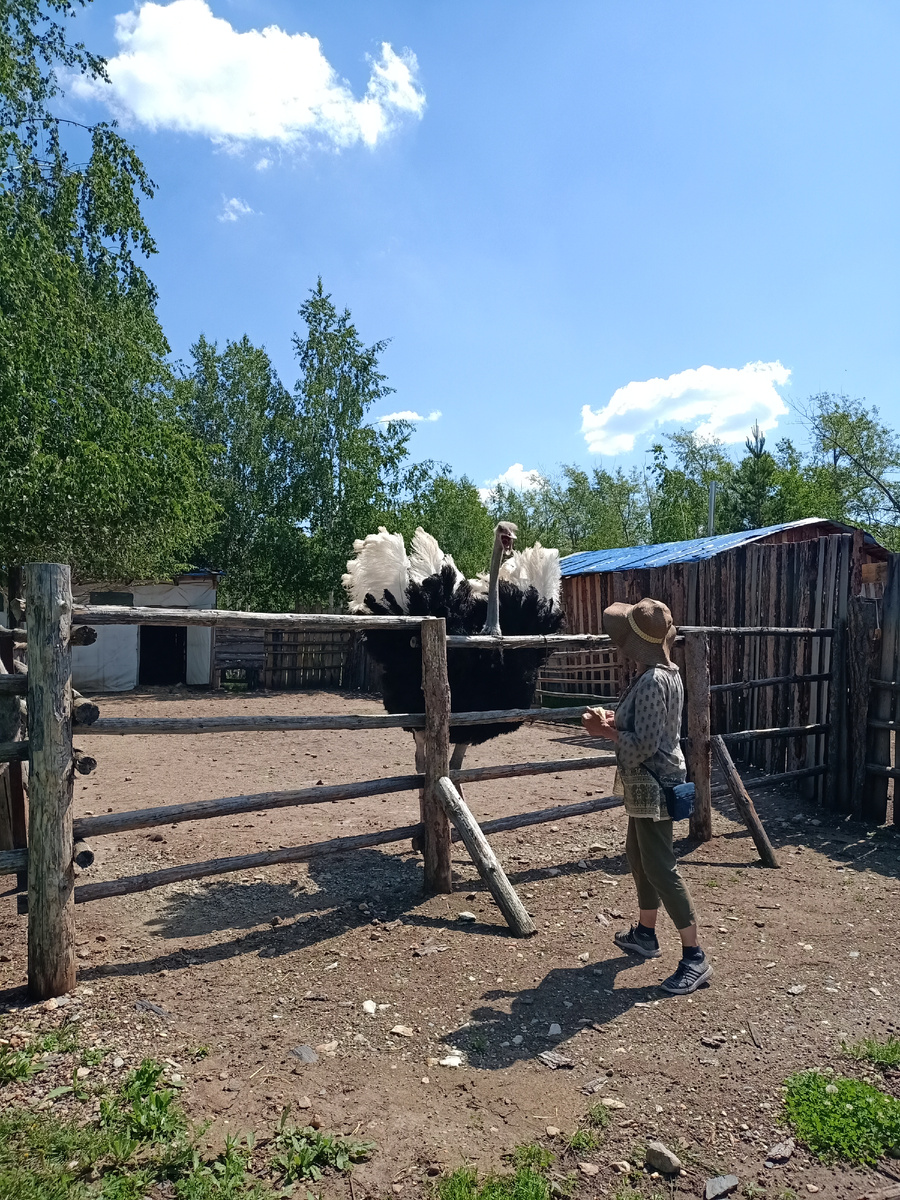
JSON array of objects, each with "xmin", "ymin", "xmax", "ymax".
[{"xmin": 342, "ymin": 522, "xmax": 564, "ymax": 780}]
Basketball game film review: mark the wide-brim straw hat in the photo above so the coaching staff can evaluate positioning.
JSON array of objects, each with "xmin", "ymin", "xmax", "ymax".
[{"xmin": 603, "ymin": 597, "xmax": 676, "ymax": 667}]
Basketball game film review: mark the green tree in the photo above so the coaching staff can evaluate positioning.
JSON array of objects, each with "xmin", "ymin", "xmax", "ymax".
[
  {"xmin": 391, "ymin": 473, "xmax": 495, "ymax": 579},
  {"xmin": 798, "ymin": 393, "xmax": 900, "ymax": 543},
  {"xmin": 721, "ymin": 422, "xmax": 780, "ymax": 530},
  {"xmin": 647, "ymin": 432, "xmax": 734, "ymax": 541},
  {"xmin": 0, "ymin": 0, "xmax": 215, "ymax": 580},
  {"xmin": 292, "ymin": 279, "xmax": 418, "ymax": 607},
  {"xmin": 178, "ymin": 335, "xmax": 303, "ymax": 609}
]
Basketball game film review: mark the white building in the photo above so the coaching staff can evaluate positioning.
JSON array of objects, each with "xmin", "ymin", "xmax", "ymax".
[{"xmin": 72, "ymin": 571, "xmax": 220, "ymax": 692}]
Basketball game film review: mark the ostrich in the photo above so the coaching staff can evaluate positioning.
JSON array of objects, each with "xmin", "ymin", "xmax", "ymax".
[{"xmin": 342, "ymin": 522, "xmax": 564, "ymax": 787}]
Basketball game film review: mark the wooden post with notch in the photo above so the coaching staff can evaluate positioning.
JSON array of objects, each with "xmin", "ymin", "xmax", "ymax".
[
  {"xmin": 711, "ymin": 735, "xmax": 779, "ymax": 868},
  {"xmin": 685, "ymin": 631, "xmax": 712, "ymax": 842},
  {"xmin": 26, "ymin": 563, "xmax": 76, "ymax": 999},
  {"xmin": 420, "ymin": 617, "xmax": 452, "ymax": 893},
  {"xmin": 436, "ymin": 776, "xmax": 535, "ymax": 936}
]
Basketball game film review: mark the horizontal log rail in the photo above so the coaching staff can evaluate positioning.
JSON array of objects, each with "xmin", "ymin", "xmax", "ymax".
[
  {"xmin": 0, "ymin": 675, "xmax": 26, "ymax": 695},
  {"xmin": 871, "ymin": 679, "xmax": 900, "ymax": 692},
  {"xmin": 678, "ymin": 626, "xmax": 834, "ymax": 636},
  {"xmin": 719, "ymin": 723, "xmax": 829, "ymax": 743},
  {"xmin": 447, "ymin": 633, "xmax": 612, "ymax": 649},
  {"xmin": 868, "ymin": 718, "xmax": 900, "ymax": 731},
  {"xmin": 1, "ymin": 839, "xmax": 95, "ymax": 877},
  {"xmin": 80, "ymin": 705, "xmax": 597, "ymax": 737},
  {"xmin": 74, "ymin": 605, "xmax": 424, "ymax": 632},
  {"xmin": 6, "ymin": 793, "xmax": 626, "ymax": 889},
  {"xmin": 0, "ymin": 848, "xmax": 26, "ymax": 874},
  {"xmin": 865, "ymin": 763, "xmax": 900, "ymax": 778},
  {"xmin": 710, "ymin": 672, "xmax": 831, "ymax": 694},
  {"xmin": 709, "ymin": 764, "xmax": 828, "ymax": 798},
  {"xmin": 0, "ymin": 740, "xmax": 28, "ymax": 763},
  {"xmin": 71, "ymin": 605, "xmax": 832, "ymax": 643},
  {"xmin": 72, "ymin": 754, "xmax": 618, "ymax": 840},
  {"xmin": 68, "ymin": 795, "xmax": 625, "ymax": 905}
]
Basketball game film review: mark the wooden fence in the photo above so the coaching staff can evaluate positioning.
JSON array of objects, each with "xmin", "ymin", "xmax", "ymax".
[
  {"xmin": 213, "ymin": 627, "xmax": 381, "ymax": 692},
  {"xmin": 0, "ymin": 562, "xmax": 860, "ymax": 1000},
  {"xmin": 551, "ymin": 534, "xmax": 860, "ymax": 807}
]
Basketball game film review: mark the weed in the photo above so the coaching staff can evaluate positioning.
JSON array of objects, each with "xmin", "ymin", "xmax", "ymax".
[
  {"xmin": 469, "ymin": 1032, "xmax": 488, "ymax": 1054},
  {"xmin": 510, "ymin": 1144, "xmax": 554, "ymax": 1172},
  {"xmin": 584, "ymin": 1103, "xmax": 610, "ymax": 1130},
  {"xmin": 271, "ymin": 1114, "xmax": 374, "ymax": 1185},
  {"xmin": 566, "ymin": 1128, "xmax": 599, "ymax": 1154},
  {"xmin": 81, "ymin": 1047, "xmax": 110, "ymax": 1068},
  {"xmin": 0, "ymin": 1046, "xmax": 37, "ymax": 1085},
  {"xmin": 101, "ymin": 1059, "xmax": 186, "ymax": 1142},
  {"xmin": 190, "ymin": 1046, "xmax": 212, "ymax": 1060},
  {"xmin": 704, "ymin": 879, "xmax": 719, "ymax": 888},
  {"xmin": 844, "ymin": 1036, "xmax": 900, "ymax": 1070},
  {"xmin": 35, "ymin": 1025, "xmax": 81, "ymax": 1056},
  {"xmin": 784, "ymin": 1070, "xmax": 900, "ymax": 1164}
]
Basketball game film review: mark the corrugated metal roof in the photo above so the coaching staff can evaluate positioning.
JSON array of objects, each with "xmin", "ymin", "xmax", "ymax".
[{"xmin": 559, "ymin": 518, "xmax": 872, "ymax": 577}]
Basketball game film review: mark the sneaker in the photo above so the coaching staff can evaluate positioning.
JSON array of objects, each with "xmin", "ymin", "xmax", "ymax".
[
  {"xmin": 613, "ymin": 924, "xmax": 661, "ymax": 959},
  {"xmin": 660, "ymin": 952, "xmax": 713, "ymax": 995}
]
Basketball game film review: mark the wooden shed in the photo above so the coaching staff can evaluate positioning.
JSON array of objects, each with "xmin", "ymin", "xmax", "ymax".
[{"xmin": 540, "ymin": 519, "xmax": 889, "ymax": 792}]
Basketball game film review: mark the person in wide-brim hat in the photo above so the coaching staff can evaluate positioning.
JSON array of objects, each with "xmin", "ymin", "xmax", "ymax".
[
  {"xmin": 601, "ymin": 597, "xmax": 677, "ymax": 668},
  {"xmin": 580, "ymin": 595, "xmax": 712, "ymax": 996}
]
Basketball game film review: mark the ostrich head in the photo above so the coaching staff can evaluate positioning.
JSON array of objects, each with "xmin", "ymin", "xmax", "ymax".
[{"xmin": 480, "ymin": 521, "xmax": 518, "ymax": 637}]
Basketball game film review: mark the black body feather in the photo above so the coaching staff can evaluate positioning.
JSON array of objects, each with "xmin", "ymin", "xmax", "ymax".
[{"xmin": 362, "ymin": 565, "xmax": 564, "ymax": 744}]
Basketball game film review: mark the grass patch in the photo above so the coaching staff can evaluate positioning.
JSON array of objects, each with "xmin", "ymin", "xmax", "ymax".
[
  {"xmin": 509, "ymin": 1144, "xmax": 554, "ymax": 1172},
  {"xmin": 844, "ymin": 1036, "xmax": 900, "ymax": 1070},
  {"xmin": 436, "ymin": 1166, "xmax": 551, "ymax": 1200},
  {"xmin": 0, "ymin": 1022, "xmax": 84, "ymax": 1085},
  {"xmin": 0, "ymin": 1057, "xmax": 375, "ymax": 1199},
  {"xmin": 784, "ymin": 1070, "xmax": 900, "ymax": 1165}
]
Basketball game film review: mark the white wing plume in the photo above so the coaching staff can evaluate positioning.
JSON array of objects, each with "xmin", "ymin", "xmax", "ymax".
[
  {"xmin": 342, "ymin": 528, "xmax": 410, "ymax": 612},
  {"xmin": 409, "ymin": 527, "xmax": 464, "ymax": 589}
]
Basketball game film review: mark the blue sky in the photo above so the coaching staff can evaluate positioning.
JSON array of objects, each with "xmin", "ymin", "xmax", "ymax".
[{"xmin": 66, "ymin": 0, "xmax": 900, "ymax": 497}]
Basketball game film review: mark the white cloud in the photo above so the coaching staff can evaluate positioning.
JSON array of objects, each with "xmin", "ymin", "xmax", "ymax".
[
  {"xmin": 218, "ymin": 195, "xmax": 254, "ymax": 222},
  {"xmin": 73, "ymin": 0, "xmax": 425, "ymax": 151},
  {"xmin": 581, "ymin": 361, "xmax": 791, "ymax": 455},
  {"xmin": 377, "ymin": 409, "xmax": 442, "ymax": 424},
  {"xmin": 478, "ymin": 463, "xmax": 544, "ymax": 502}
]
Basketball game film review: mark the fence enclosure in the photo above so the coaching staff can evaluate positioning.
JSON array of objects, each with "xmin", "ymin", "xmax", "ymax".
[{"xmin": 3, "ymin": 554, "xmax": 895, "ymax": 1001}]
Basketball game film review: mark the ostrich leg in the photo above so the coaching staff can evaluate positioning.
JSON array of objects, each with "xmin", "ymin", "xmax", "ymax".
[
  {"xmin": 450, "ymin": 742, "xmax": 469, "ymax": 802},
  {"xmin": 412, "ymin": 737, "xmax": 468, "ymax": 853}
]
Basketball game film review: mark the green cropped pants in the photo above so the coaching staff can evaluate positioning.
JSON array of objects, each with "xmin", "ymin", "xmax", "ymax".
[{"xmin": 625, "ymin": 816, "xmax": 696, "ymax": 931}]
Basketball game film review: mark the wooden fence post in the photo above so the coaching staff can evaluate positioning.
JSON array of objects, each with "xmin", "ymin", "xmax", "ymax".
[
  {"xmin": 685, "ymin": 632, "xmax": 712, "ymax": 842},
  {"xmin": 867, "ymin": 552, "xmax": 899, "ymax": 825},
  {"xmin": 26, "ymin": 563, "xmax": 76, "ymax": 999},
  {"xmin": 847, "ymin": 597, "xmax": 876, "ymax": 819},
  {"xmin": 421, "ymin": 617, "xmax": 452, "ymax": 893},
  {"xmin": 826, "ymin": 614, "xmax": 848, "ymax": 811}
]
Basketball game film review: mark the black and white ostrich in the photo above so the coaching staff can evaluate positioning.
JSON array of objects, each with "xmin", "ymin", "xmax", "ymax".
[{"xmin": 342, "ymin": 522, "xmax": 564, "ymax": 780}]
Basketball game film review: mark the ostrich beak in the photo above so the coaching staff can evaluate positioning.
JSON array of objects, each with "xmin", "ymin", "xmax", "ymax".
[{"xmin": 498, "ymin": 523, "xmax": 518, "ymax": 555}]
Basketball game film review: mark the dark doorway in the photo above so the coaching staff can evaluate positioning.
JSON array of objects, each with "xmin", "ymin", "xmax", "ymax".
[{"xmin": 139, "ymin": 626, "xmax": 187, "ymax": 686}]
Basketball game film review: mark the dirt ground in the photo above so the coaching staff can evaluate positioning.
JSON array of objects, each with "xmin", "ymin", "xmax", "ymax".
[{"xmin": 2, "ymin": 687, "xmax": 900, "ymax": 1199}]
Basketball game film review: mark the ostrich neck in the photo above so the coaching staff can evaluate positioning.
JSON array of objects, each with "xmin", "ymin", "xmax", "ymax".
[{"xmin": 481, "ymin": 535, "xmax": 505, "ymax": 636}]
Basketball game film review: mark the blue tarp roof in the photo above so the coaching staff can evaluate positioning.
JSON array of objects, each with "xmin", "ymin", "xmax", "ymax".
[{"xmin": 559, "ymin": 518, "xmax": 874, "ymax": 577}]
